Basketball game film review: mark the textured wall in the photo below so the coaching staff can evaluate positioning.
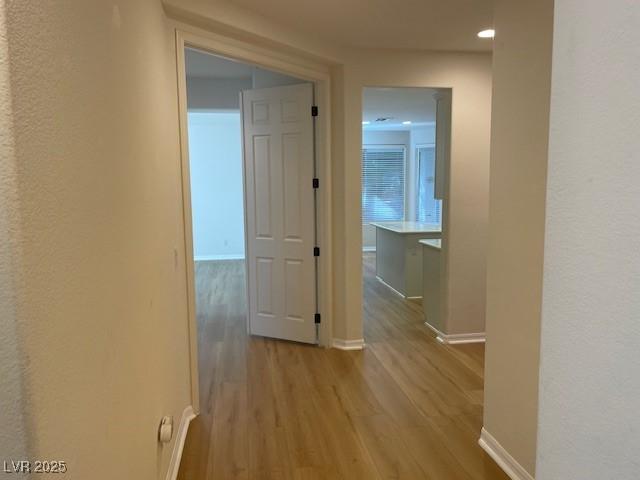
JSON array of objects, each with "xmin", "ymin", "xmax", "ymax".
[
  {"xmin": 0, "ymin": 0, "xmax": 29, "ymax": 465},
  {"xmin": 537, "ymin": 1, "xmax": 640, "ymax": 478},
  {"xmin": 4, "ymin": 0, "xmax": 192, "ymax": 477},
  {"xmin": 483, "ymin": 0, "xmax": 554, "ymax": 475}
]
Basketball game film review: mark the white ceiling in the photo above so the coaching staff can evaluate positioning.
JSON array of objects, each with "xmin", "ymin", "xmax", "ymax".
[
  {"xmin": 363, "ymin": 87, "xmax": 440, "ymax": 130},
  {"xmin": 226, "ymin": 0, "xmax": 494, "ymax": 52},
  {"xmin": 185, "ymin": 48, "xmax": 254, "ymax": 78}
]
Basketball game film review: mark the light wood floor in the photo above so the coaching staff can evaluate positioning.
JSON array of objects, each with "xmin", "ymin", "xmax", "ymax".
[{"xmin": 177, "ymin": 254, "xmax": 509, "ymax": 480}]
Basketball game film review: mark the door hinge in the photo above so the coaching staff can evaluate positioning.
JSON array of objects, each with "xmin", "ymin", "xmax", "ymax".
[
  {"xmin": 311, "ymin": 105, "xmax": 318, "ymax": 117},
  {"xmin": 313, "ymin": 246, "xmax": 320, "ymax": 257},
  {"xmin": 312, "ymin": 178, "xmax": 319, "ymax": 189},
  {"xmin": 314, "ymin": 313, "xmax": 321, "ymax": 324}
]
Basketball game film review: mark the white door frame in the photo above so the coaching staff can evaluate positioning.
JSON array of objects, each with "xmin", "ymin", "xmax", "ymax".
[{"xmin": 175, "ymin": 29, "xmax": 333, "ymax": 414}]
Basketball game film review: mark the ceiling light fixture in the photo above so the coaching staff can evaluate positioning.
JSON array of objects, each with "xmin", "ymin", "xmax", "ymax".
[
  {"xmin": 402, "ymin": 121, "xmax": 412, "ymax": 125},
  {"xmin": 477, "ymin": 29, "xmax": 495, "ymax": 39}
]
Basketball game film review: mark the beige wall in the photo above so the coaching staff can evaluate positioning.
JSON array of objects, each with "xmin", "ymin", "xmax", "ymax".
[
  {"xmin": 342, "ymin": 50, "xmax": 493, "ymax": 338},
  {"xmin": 329, "ymin": 63, "xmax": 350, "ymax": 339},
  {"xmin": 3, "ymin": 0, "xmax": 192, "ymax": 477},
  {"xmin": 483, "ymin": 0, "xmax": 554, "ymax": 475}
]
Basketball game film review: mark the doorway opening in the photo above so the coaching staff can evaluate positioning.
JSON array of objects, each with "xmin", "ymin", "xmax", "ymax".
[
  {"xmin": 175, "ymin": 31, "xmax": 334, "ymax": 418},
  {"xmin": 360, "ymin": 85, "xmax": 488, "ymax": 372},
  {"xmin": 361, "ymin": 87, "xmax": 447, "ymax": 346},
  {"xmin": 181, "ymin": 42, "xmax": 325, "ymax": 407},
  {"xmin": 175, "ymin": 30, "xmax": 335, "ymax": 476}
]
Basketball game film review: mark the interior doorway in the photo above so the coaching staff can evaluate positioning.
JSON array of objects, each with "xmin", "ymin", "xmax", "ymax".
[
  {"xmin": 175, "ymin": 31, "xmax": 334, "ymax": 416},
  {"xmin": 175, "ymin": 31, "xmax": 335, "ymax": 478},
  {"xmin": 180, "ymin": 45, "xmax": 323, "ymax": 408},
  {"xmin": 185, "ymin": 47, "xmax": 319, "ymax": 343},
  {"xmin": 360, "ymin": 86, "xmax": 447, "ymax": 344}
]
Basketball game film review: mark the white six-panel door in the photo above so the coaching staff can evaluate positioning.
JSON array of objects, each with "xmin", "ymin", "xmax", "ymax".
[{"xmin": 241, "ymin": 83, "xmax": 317, "ymax": 344}]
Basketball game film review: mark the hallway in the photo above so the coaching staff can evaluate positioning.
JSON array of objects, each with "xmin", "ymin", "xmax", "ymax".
[{"xmin": 178, "ymin": 257, "xmax": 509, "ymax": 479}]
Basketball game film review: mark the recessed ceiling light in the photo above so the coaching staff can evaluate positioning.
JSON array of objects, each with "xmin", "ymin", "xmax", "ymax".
[
  {"xmin": 478, "ymin": 29, "xmax": 495, "ymax": 39},
  {"xmin": 402, "ymin": 121, "xmax": 412, "ymax": 125},
  {"xmin": 362, "ymin": 121, "xmax": 370, "ymax": 125}
]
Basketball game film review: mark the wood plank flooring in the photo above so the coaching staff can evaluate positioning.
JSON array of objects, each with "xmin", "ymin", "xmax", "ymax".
[{"xmin": 177, "ymin": 255, "xmax": 509, "ymax": 480}]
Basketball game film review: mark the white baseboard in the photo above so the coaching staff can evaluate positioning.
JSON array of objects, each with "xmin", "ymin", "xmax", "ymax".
[
  {"xmin": 423, "ymin": 322, "xmax": 486, "ymax": 345},
  {"xmin": 375, "ymin": 276, "xmax": 422, "ymax": 300},
  {"xmin": 375, "ymin": 276, "xmax": 407, "ymax": 298},
  {"xmin": 438, "ymin": 332, "xmax": 485, "ymax": 344},
  {"xmin": 194, "ymin": 254, "xmax": 245, "ymax": 261},
  {"xmin": 478, "ymin": 427, "xmax": 534, "ymax": 480},
  {"xmin": 165, "ymin": 405, "xmax": 196, "ymax": 480},
  {"xmin": 332, "ymin": 338, "xmax": 365, "ymax": 350}
]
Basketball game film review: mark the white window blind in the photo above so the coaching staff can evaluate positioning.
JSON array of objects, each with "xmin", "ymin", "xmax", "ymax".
[
  {"xmin": 416, "ymin": 145, "xmax": 442, "ymax": 224},
  {"xmin": 362, "ymin": 146, "xmax": 406, "ymax": 223}
]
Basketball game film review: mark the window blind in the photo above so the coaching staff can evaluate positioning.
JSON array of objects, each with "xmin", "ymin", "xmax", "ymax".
[{"xmin": 361, "ymin": 146, "xmax": 406, "ymax": 223}]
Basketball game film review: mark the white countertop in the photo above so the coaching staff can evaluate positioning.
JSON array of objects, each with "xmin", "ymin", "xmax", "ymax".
[
  {"xmin": 419, "ymin": 239, "xmax": 442, "ymax": 250},
  {"xmin": 371, "ymin": 221, "xmax": 442, "ymax": 234}
]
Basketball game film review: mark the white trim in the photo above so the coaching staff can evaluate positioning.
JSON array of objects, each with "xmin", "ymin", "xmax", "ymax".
[
  {"xmin": 240, "ymin": 89, "xmax": 252, "ymax": 339},
  {"xmin": 175, "ymin": 32, "xmax": 200, "ymax": 414},
  {"xmin": 376, "ymin": 275, "xmax": 406, "ymax": 298},
  {"xmin": 415, "ymin": 142, "xmax": 442, "ymax": 225},
  {"xmin": 423, "ymin": 321, "xmax": 486, "ymax": 344},
  {"xmin": 332, "ymin": 338, "xmax": 365, "ymax": 350},
  {"xmin": 478, "ymin": 428, "xmax": 534, "ymax": 480},
  {"xmin": 438, "ymin": 332, "xmax": 485, "ymax": 344},
  {"xmin": 423, "ymin": 320, "xmax": 446, "ymax": 338},
  {"xmin": 165, "ymin": 406, "xmax": 196, "ymax": 480},
  {"xmin": 194, "ymin": 254, "xmax": 245, "ymax": 261},
  {"xmin": 375, "ymin": 276, "xmax": 422, "ymax": 299}
]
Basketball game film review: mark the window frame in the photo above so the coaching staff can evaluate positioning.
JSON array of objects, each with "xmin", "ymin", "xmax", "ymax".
[{"xmin": 414, "ymin": 142, "xmax": 441, "ymax": 225}]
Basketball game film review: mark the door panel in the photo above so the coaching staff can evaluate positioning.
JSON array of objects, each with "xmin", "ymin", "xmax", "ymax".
[
  {"xmin": 283, "ymin": 133, "xmax": 303, "ymax": 240},
  {"xmin": 242, "ymin": 83, "xmax": 316, "ymax": 344},
  {"xmin": 252, "ymin": 136, "xmax": 273, "ymax": 238},
  {"xmin": 284, "ymin": 259, "xmax": 304, "ymax": 321},
  {"xmin": 256, "ymin": 257, "xmax": 275, "ymax": 316}
]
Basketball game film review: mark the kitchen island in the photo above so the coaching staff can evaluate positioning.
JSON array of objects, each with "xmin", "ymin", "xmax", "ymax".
[
  {"xmin": 371, "ymin": 221, "xmax": 441, "ymax": 298},
  {"xmin": 420, "ymin": 239, "xmax": 444, "ymax": 334}
]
